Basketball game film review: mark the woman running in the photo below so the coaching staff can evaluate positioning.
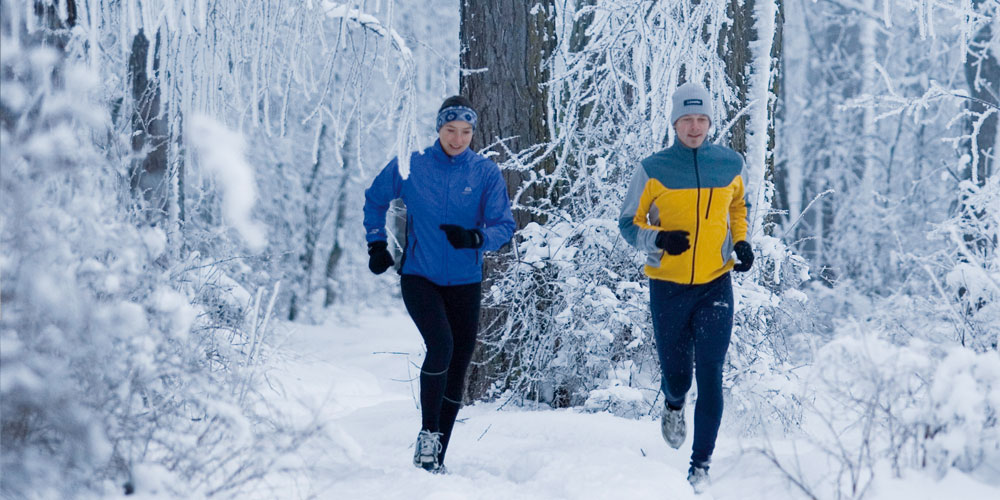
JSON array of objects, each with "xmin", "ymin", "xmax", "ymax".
[{"xmin": 363, "ymin": 95, "xmax": 516, "ymax": 473}]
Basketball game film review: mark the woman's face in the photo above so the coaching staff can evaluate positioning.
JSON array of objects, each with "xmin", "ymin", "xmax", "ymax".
[{"xmin": 439, "ymin": 121, "xmax": 474, "ymax": 156}]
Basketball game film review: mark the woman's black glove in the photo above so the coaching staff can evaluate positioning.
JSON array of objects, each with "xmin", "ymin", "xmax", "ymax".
[
  {"xmin": 367, "ymin": 241, "xmax": 394, "ymax": 274},
  {"xmin": 655, "ymin": 230, "xmax": 691, "ymax": 255},
  {"xmin": 439, "ymin": 224, "xmax": 483, "ymax": 249},
  {"xmin": 733, "ymin": 240, "xmax": 754, "ymax": 272}
]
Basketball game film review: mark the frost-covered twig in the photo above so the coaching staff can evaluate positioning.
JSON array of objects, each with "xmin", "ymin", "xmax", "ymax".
[
  {"xmin": 781, "ymin": 189, "xmax": 835, "ymax": 239},
  {"xmin": 322, "ymin": 1, "xmax": 418, "ymax": 178}
]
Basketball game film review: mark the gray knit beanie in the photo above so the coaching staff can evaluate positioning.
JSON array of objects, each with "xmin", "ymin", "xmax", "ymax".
[{"xmin": 671, "ymin": 83, "xmax": 713, "ymax": 125}]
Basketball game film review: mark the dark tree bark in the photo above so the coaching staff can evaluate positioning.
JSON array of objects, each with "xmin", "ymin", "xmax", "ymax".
[
  {"xmin": 459, "ymin": 0, "xmax": 556, "ymax": 401},
  {"xmin": 129, "ymin": 29, "xmax": 170, "ymax": 217},
  {"xmin": 964, "ymin": 0, "xmax": 999, "ymax": 185},
  {"xmin": 719, "ymin": 0, "xmax": 782, "ymax": 236},
  {"xmin": 460, "ymin": 0, "xmax": 556, "ymax": 229},
  {"xmin": 720, "ymin": 0, "xmax": 755, "ymax": 157},
  {"xmin": 324, "ymin": 122, "xmax": 359, "ymax": 308},
  {"xmin": 289, "ymin": 123, "xmax": 328, "ymax": 320},
  {"xmin": 32, "ymin": 0, "xmax": 76, "ymax": 39},
  {"xmin": 957, "ymin": 0, "xmax": 999, "ymax": 292}
]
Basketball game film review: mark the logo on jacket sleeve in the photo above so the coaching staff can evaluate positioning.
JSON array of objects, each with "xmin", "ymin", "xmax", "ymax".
[{"xmin": 462, "ymin": 186, "xmax": 473, "ymax": 195}]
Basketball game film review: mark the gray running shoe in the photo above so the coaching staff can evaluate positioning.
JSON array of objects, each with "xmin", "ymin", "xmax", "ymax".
[
  {"xmin": 412, "ymin": 430, "xmax": 443, "ymax": 471},
  {"xmin": 687, "ymin": 465, "xmax": 710, "ymax": 494},
  {"xmin": 660, "ymin": 403, "xmax": 686, "ymax": 449}
]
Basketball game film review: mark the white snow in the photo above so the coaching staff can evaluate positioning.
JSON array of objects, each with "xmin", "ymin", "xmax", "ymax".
[
  {"xmin": 258, "ymin": 306, "xmax": 1000, "ymax": 499},
  {"xmin": 187, "ymin": 115, "xmax": 268, "ymax": 251}
]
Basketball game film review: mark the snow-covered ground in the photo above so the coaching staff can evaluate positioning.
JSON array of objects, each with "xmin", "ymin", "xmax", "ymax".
[{"xmin": 260, "ymin": 306, "xmax": 999, "ymax": 500}]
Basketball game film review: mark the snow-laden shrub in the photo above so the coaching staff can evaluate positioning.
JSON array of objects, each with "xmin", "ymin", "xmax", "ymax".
[
  {"xmin": 726, "ymin": 234, "xmax": 813, "ymax": 433},
  {"xmin": 477, "ymin": 220, "xmax": 659, "ymax": 414},
  {"xmin": 758, "ymin": 311, "xmax": 999, "ymax": 498},
  {"xmin": 925, "ymin": 346, "xmax": 1000, "ymax": 473},
  {"xmin": 933, "ymin": 176, "xmax": 1000, "ymax": 353},
  {"xmin": 818, "ymin": 329, "xmax": 997, "ymax": 477},
  {"xmin": 0, "ymin": 35, "xmax": 315, "ymax": 499}
]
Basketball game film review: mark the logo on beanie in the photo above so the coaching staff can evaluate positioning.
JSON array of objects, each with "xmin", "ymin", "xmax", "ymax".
[{"xmin": 683, "ymin": 99, "xmax": 703, "ymax": 106}]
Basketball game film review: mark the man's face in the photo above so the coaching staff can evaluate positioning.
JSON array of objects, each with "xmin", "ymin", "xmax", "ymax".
[
  {"xmin": 674, "ymin": 114, "xmax": 710, "ymax": 149},
  {"xmin": 439, "ymin": 121, "xmax": 474, "ymax": 156}
]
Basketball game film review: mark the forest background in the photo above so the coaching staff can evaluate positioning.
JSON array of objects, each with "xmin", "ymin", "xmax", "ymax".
[{"xmin": 1, "ymin": 0, "xmax": 997, "ymax": 498}]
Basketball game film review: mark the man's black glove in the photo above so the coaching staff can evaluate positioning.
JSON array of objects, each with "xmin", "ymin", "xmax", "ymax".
[
  {"xmin": 733, "ymin": 240, "xmax": 754, "ymax": 272},
  {"xmin": 655, "ymin": 230, "xmax": 691, "ymax": 255},
  {"xmin": 367, "ymin": 240, "xmax": 394, "ymax": 274},
  {"xmin": 439, "ymin": 224, "xmax": 483, "ymax": 249}
]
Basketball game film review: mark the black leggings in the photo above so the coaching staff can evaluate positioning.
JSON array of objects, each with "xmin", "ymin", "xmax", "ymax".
[{"xmin": 400, "ymin": 274, "xmax": 481, "ymax": 464}]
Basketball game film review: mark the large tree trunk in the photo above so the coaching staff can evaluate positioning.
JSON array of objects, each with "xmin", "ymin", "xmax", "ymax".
[
  {"xmin": 460, "ymin": 0, "xmax": 556, "ymax": 228},
  {"xmin": 459, "ymin": 0, "xmax": 556, "ymax": 401}
]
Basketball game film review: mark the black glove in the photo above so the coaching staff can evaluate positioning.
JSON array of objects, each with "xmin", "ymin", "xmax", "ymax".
[
  {"xmin": 367, "ymin": 241, "xmax": 394, "ymax": 274},
  {"xmin": 439, "ymin": 224, "xmax": 483, "ymax": 249},
  {"xmin": 655, "ymin": 230, "xmax": 691, "ymax": 255},
  {"xmin": 733, "ymin": 240, "xmax": 754, "ymax": 272}
]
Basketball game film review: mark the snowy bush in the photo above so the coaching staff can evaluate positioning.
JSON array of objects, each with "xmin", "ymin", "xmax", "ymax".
[
  {"xmin": 727, "ymin": 236, "xmax": 813, "ymax": 434},
  {"xmin": 934, "ymin": 176, "xmax": 1000, "ymax": 352},
  {"xmin": 475, "ymin": 220, "xmax": 659, "ymax": 414},
  {"xmin": 0, "ymin": 23, "xmax": 317, "ymax": 499},
  {"xmin": 766, "ymin": 322, "xmax": 1000, "ymax": 499}
]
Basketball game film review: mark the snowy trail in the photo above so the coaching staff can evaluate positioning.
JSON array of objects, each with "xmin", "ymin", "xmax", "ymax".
[
  {"xmin": 261, "ymin": 307, "xmax": 998, "ymax": 500},
  {"xmin": 264, "ymin": 309, "xmax": 715, "ymax": 499}
]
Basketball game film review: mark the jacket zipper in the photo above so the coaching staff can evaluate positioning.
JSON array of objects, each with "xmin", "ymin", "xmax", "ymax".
[
  {"xmin": 705, "ymin": 188, "xmax": 714, "ymax": 219},
  {"xmin": 691, "ymin": 148, "xmax": 701, "ymax": 285}
]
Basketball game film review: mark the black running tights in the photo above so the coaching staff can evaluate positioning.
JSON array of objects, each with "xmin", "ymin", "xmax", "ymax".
[{"xmin": 400, "ymin": 274, "xmax": 481, "ymax": 464}]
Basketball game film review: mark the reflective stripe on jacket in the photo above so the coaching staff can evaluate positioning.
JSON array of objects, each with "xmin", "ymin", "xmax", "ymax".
[
  {"xmin": 364, "ymin": 140, "xmax": 516, "ymax": 286},
  {"xmin": 618, "ymin": 141, "xmax": 749, "ymax": 285}
]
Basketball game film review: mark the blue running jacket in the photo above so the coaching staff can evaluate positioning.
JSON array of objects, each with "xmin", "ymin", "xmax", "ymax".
[{"xmin": 364, "ymin": 140, "xmax": 516, "ymax": 286}]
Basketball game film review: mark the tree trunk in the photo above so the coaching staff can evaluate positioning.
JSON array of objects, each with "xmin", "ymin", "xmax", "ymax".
[
  {"xmin": 721, "ymin": 0, "xmax": 754, "ymax": 157},
  {"xmin": 324, "ymin": 122, "xmax": 359, "ymax": 307},
  {"xmin": 958, "ymin": 0, "xmax": 999, "ymax": 281},
  {"xmin": 964, "ymin": 0, "xmax": 999, "ymax": 186},
  {"xmin": 30, "ymin": 0, "xmax": 76, "ymax": 45},
  {"xmin": 459, "ymin": 0, "xmax": 556, "ymax": 401},
  {"xmin": 720, "ymin": 0, "xmax": 782, "ymax": 240},
  {"xmin": 460, "ymin": 0, "xmax": 556, "ymax": 228},
  {"xmin": 129, "ymin": 29, "xmax": 169, "ymax": 219},
  {"xmin": 289, "ymin": 122, "xmax": 327, "ymax": 321}
]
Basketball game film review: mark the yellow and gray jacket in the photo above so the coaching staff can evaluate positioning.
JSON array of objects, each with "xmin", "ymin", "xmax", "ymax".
[{"xmin": 618, "ymin": 141, "xmax": 749, "ymax": 285}]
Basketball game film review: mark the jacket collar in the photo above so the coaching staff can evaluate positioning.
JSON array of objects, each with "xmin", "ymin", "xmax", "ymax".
[
  {"xmin": 669, "ymin": 140, "xmax": 703, "ymax": 154},
  {"xmin": 430, "ymin": 139, "xmax": 476, "ymax": 164}
]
